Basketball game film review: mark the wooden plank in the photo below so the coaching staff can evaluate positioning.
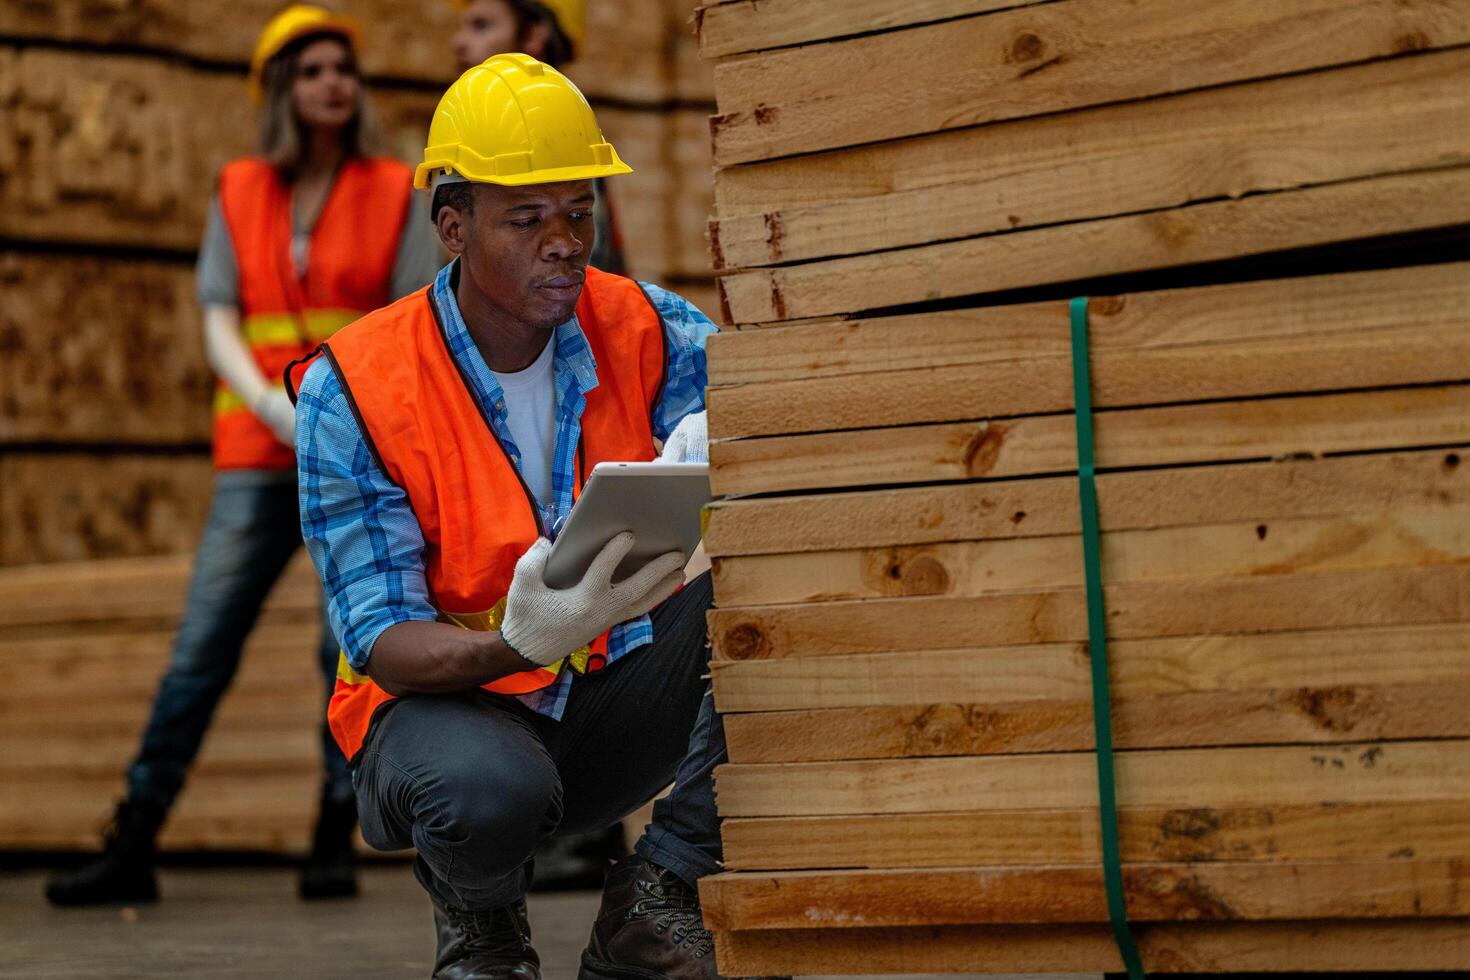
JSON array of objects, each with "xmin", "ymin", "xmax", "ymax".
[
  {"xmin": 704, "ymin": 448, "xmax": 1470, "ymax": 557},
  {"xmin": 713, "ymin": 740, "xmax": 1470, "ymax": 817},
  {"xmin": 700, "ymin": 860, "xmax": 1470, "ymax": 930},
  {"xmin": 0, "ymin": 453, "xmax": 218, "ymax": 566},
  {"xmin": 696, "ymin": 0, "xmax": 1049, "ymax": 59},
  {"xmin": 0, "ymin": 0, "xmax": 671, "ymax": 103},
  {"xmin": 720, "ymin": 799, "xmax": 1470, "ymax": 870},
  {"xmin": 710, "ymin": 385, "xmax": 1470, "ymax": 497},
  {"xmin": 0, "ymin": 253, "xmax": 211, "ymax": 445},
  {"xmin": 707, "ymin": 262, "xmax": 1470, "ymax": 387},
  {"xmin": 668, "ymin": 0, "xmax": 715, "ymax": 102},
  {"xmin": 710, "ymin": 919, "xmax": 1470, "ymax": 975},
  {"xmin": 0, "ymin": 553, "xmax": 319, "ymax": 631},
  {"xmin": 713, "ymin": 504, "xmax": 1470, "ymax": 606},
  {"xmin": 712, "ymin": 623, "xmax": 1470, "ymax": 712},
  {"xmin": 708, "ymin": 272, "xmax": 1470, "ymax": 439},
  {"xmin": 708, "ymin": 0, "xmax": 1470, "ymax": 165},
  {"xmin": 709, "ymin": 563, "xmax": 1470, "ymax": 662},
  {"xmin": 716, "ymin": 165, "xmax": 1470, "ymax": 324},
  {"xmin": 0, "ymin": 46, "xmax": 437, "ymax": 251},
  {"xmin": 710, "ymin": 49, "xmax": 1470, "ymax": 270},
  {"xmin": 723, "ymin": 682, "xmax": 1470, "ymax": 761}
]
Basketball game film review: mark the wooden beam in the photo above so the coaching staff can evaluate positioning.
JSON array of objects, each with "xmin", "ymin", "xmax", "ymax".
[
  {"xmin": 706, "ymin": 262, "xmax": 1470, "ymax": 387},
  {"xmin": 716, "ymin": 167, "xmax": 1470, "ymax": 324},
  {"xmin": 713, "ymin": 740, "xmax": 1470, "ymax": 817},
  {"xmin": 709, "ymin": 0, "xmax": 1470, "ymax": 165},
  {"xmin": 710, "ymin": 384, "xmax": 1470, "ymax": 497},
  {"xmin": 723, "ymin": 682, "xmax": 1470, "ymax": 762},
  {"xmin": 710, "ymin": 49, "xmax": 1470, "ymax": 269},
  {"xmin": 712, "ymin": 623, "xmax": 1470, "ymax": 712},
  {"xmin": 710, "ymin": 919, "xmax": 1470, "ymax": 975},
  {"xmin": 704, "ymin": 448, "xmax": 1469, "ymax": 557},
  {"xmin": 713, "ymin": 505, "xmax": 1470, "ymax": 607},
  {"xmin": 699, "ymin": 860, "xmax": 1470, "ymax": 930},
  {"xmin": 695, "ymin": 0, "xmax": 1048, "ymax": 59},
  {"xmin": 709, "ymin": 563, "xmax": 1470, "ymax": 661},
  {"xmin": 720, "ymin": 799, "xmax": 1470, "ymax": 870}
]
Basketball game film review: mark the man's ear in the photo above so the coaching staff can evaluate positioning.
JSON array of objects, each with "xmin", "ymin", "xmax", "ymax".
[{"xmin": 435, "ymin": 205, "xmax": 467, "ymax": 257}]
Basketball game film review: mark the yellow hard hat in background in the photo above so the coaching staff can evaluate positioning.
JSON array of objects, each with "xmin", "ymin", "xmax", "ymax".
[
  {"xmin": 448, "ymin": 0, "xmax": 586, "ymax": 59},
  {"xmin": 415, "ymin": 53, "xmax": 630, "ymax": 190},
  {"xmin": 249, "ymin": 4, "xmax": 363, "ymax": 105}
]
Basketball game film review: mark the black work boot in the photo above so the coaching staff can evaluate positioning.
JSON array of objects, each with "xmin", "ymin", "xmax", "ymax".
[
  {"xmin": 45, "ymin": 798, "xmax": 166, "ymax": 907},
  {"xmin": 579, "ymin": 856, "xmax": 788, "ymax": 980},
  {"xmin": 299, "ymin": 789, "xmax": 359, "ymax": 900},
  {"xmin": 431, "ymin": 894, "xmax": 541, "ymax": 980}
]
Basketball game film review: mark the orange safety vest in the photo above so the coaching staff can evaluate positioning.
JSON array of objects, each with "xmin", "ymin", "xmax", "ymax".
[
  {"xmin": 214, "ymin": 155, "xmax": 413, "ymax": 470},
  {"xmin": 306, "ymin": 266, "xmax": 667, "ymax": 760}
]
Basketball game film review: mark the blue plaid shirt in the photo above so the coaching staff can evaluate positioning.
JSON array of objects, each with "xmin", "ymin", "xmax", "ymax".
[{"xmin": 296, "ymin": 262, "xmax": 717, "ymax": 720}]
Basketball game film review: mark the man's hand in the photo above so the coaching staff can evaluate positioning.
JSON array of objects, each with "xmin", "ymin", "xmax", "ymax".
[
  {"xmin": 659, "ymin": 411, "xmax": 707, "ymax": 463},
  {"xmin": 500, "ymin": 533, "xmax": 685, "ymax": 666},
  {"xmin": 254, "ymin": 389, "xmax": 298, "ymax": 447}
]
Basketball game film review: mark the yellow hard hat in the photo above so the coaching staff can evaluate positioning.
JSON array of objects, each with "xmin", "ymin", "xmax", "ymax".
[
  {"xmin": 249, "ymin": 5, "xmax": 363, "ymax": 106},
  {"xmin": 448, "ymin": 0, "xmax": 586, "ymax": 59},
  {"xmin": 415, "ymin": 53, "xmax": 630, "ymax": 190}
]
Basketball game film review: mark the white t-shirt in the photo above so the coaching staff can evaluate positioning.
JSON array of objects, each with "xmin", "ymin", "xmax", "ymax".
[{"xmin": 491, "ymin": 336, "xmax": 558, "ymax": 512}]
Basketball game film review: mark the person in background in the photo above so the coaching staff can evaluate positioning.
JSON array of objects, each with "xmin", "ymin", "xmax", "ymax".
[
  {"xmin": 450, "ymin": 0, "xmax": 627, "ymax": 277},
  {"xmin": 45, "ymin": 4, "xmax": 439, "ymax": 907}
]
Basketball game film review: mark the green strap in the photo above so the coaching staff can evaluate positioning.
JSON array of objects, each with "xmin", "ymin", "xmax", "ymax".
[{"xmin": 1069, "ymin": 296, "xmax": 1147, "ymax": 980}]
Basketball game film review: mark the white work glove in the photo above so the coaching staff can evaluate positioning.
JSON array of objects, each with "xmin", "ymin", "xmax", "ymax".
[
  {"xmin": 500, "ymin": 533, "xmax": 685, "ymax": 667},
  {"xmin": 253, "ymin": 389, "xmax": 297, "ymax": 448},
  {"xmin": 659, "ymin": 410, "xmax": 708, "ymax": 463}
]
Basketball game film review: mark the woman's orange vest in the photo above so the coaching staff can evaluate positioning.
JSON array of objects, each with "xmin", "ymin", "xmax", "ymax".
[
  {"xmin": 214, "ymin": 155, "xmax": 413, "ymax": 471},
  {"xmin": 311, "ymin": 266, "xmax": 667, "ymax": 760}
]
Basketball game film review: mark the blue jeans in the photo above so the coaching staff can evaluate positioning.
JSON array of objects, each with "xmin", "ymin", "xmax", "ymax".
[
  {"xmin": 353, "ymin": 573, "xmax": 723, "ymax": 911},
  {"xmin": 126, "ymin": 471, "xmax": 351, "ymax": 810}
]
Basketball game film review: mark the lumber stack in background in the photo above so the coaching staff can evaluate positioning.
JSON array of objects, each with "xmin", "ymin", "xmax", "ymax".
[
  {"xmin": 0, "ymin": 0, "xmax": 717, "ymax": 567},
  {"xmin": 695, "ymin": 0, "xmax": 1470, "ymax": 974},
  {"xmin": 0, "ymin": 1, "xmax": 717, "ymax": 854}
]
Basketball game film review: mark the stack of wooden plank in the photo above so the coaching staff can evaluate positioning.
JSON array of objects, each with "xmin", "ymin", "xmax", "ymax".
[
  {"xmin": 0, "ymin": 554, "xmax": 326, "ymax": 852},
  {"xmin": 694, "ymin": 0, "xmax": 1470, "ymax": 973}
]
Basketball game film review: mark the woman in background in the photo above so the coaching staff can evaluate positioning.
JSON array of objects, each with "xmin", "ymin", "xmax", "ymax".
[{"xmin": 47, "ymin": 4, "xmax": 438, "ymax": 906}]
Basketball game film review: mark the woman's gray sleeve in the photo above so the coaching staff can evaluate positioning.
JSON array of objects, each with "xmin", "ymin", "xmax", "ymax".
[
  {"xmin": 389, "ymin": 190, "xmax": 444, "ymax": 300},
  {"xmin": 195, "ymin": 197, "xmax": 240, "ymax": 308}
]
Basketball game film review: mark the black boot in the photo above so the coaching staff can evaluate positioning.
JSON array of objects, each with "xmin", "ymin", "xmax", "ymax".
[
  {"xmin": 432, "ymin": 894, "xmax": 541, "ymax": 980},
  {"xmin": 299, "ymin": 790, "xmax": 359, "ymax": 900},
  {"xmin": 579, "ymin": 856, "xmax": 788, "ymax": 980},
  {"xmin": 45, "ymin": 798, "xmax": 166, "ymax": 907}
]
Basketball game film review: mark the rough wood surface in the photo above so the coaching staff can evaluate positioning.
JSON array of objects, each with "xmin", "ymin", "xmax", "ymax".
[
  {"xmin": 696, "ymin": 0, "xmax": 1048, "ymax": 59},
  {"xmin": 713, "ymin": 740, "xmax": 1470, "ymax": 817},
  {"xmin": 0, "ymin": 454, "xmax": 218, "ymax": 566},
  {"xmin": 710, "ymin": 919, "xmax": 1470, "ymax": 975},
  {"xmin": 720, "ymin": 798, "xmax": 1470, "ymax": 870},
  {"xmin": 712, "ymin": 504, "xmax": 1470, "ymax": 606},
  {"xmin": 708, "ymin": 563, "xmax": 1470, "ymax": 661},
  {"xmin": 704, "ymin": 448, "xmax": 1468, "ymax": 557},
  {"xmin": 716, "ymin": 165, "xmax": 1470, "ymax": 324},
  {"xmin": 708, "ymin": 0, "xmax": 1470, "ymax": 165},
  {"xmin": 700, "ymin": 860, "xmax": 1470, "ymax": 930},
  {"xmin": 0, "ymin": 253, "xmax": 211, "ymax": 445},
  {"xmin": 710, "ymin": 385, "xmax": 1470, "ymax": 497},
  {"xmin": 710, "ymin": 49, "xmax": 1470, "ymax": 271},
  {"xmin": 708, "ymin": 266, "xmax": 1470, "ymax": 438}
]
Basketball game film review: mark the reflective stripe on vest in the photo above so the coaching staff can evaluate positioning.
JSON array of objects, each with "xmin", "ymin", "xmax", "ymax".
[
  {"xmin": 314, "ymin": 267, "xmax": 668, "ymax": 760},
  {"xmin": 213, "ymin": 156, "xmax": 412, "ymax": 471}
]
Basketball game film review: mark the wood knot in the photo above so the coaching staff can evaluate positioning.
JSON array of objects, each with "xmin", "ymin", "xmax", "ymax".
[
  {"xmin": 754, "ymin": 104, "xmax": 779, "ymax": 125},
  {"xmin": 721, "ymin": 623, "xmax": 769, "ymax": 660},
  {"xmin": 1091, "ymin": 295, "xmax": 1125, "ymax": 316},
  {"xmin": 1288, "ymin": 686, "xmax": 1360, "ymax": 732},
  {"xmin": 1009, "ymin": 32, "xmax": 1044, "ymax": 62},
  {"xmin": 962, "ymin": 423, "xmax": 1007, "ymax": 477},
  {"xmin": 1394, "ymin": 30, "xmax": 1431, "ymax": 53},
  {"xmin": 899, "ymin": 554, "xmax": 950, "ymax": 595}
]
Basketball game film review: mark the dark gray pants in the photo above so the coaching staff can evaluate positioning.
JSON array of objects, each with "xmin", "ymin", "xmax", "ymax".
[{"xmin": 353, "ymin": 573, "xmax": 723, "ymax": 911}]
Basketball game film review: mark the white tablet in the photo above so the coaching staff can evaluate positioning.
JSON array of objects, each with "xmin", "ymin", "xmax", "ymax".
[{"xmin": 542, "ymin": 461, "xmax": 712, "ymax": 590}]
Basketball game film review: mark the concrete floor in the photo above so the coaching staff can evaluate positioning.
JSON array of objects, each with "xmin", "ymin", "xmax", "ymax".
[{"xmin": 0, "ymin": 864, "xmax": 1034, "ymax": 979}]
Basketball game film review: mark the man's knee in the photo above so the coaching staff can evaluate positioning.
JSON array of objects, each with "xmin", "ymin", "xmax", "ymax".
[{"xmin": 419, "ymin": 750, "xmax": 565, "ymax": 880}]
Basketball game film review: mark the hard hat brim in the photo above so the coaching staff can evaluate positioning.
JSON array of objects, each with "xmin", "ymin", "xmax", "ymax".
[{"xmin": 413, "ymin": 156, "xmax": 633, "ymax": 191}]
